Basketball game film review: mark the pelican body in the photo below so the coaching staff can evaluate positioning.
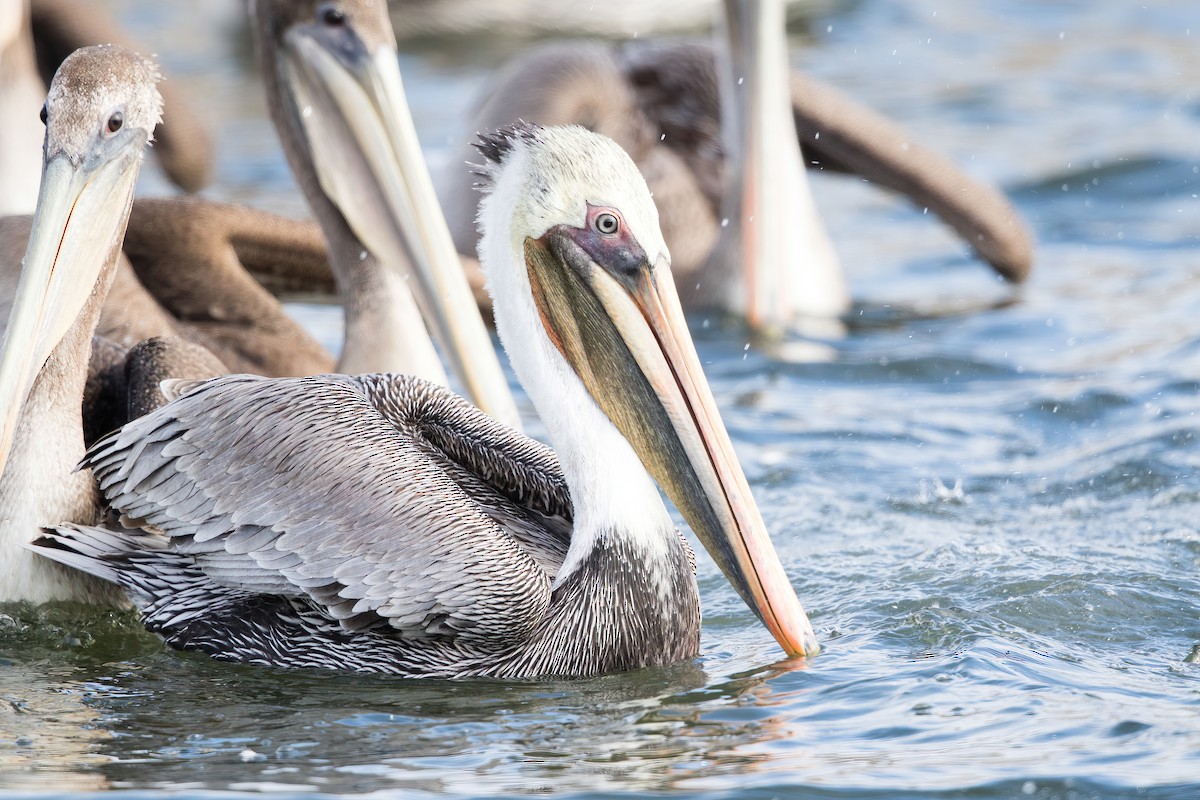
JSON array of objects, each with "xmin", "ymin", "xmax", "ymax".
[{"xmin": 32, "ymin": 124, "xmax": 817, "ymax": 677}]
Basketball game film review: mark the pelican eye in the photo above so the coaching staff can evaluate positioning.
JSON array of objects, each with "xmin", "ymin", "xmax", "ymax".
[
  {"xmin": 106, "ymin": 111, "xmax": 124, "ymax": 134},
  {"xmin": 595, "ymin": 212, "xmax": 620, "ymax": 236},
  {"xmin": 39, "ymin": 104, "xmax": 47, "ymax": 126},
  {"xmin": 319, "ymin": 4, "xmax": 346, "ymax": 25}
]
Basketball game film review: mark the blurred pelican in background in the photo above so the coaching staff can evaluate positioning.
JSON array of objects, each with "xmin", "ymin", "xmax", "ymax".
[{"xmin": 439, "ymin": 0, "xmax": 1032, "ymax": 335}]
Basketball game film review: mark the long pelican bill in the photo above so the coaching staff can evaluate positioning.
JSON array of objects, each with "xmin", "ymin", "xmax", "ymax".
[
  {"xmin": 0, "ymin": 140, "xmax": 143, "ymax": 477},
  {"xmin": 721, "ymin": 0, "xmax": 847, "ymax": 332},
  {"xmin": 279, "ymin": 25, "xmax": 521, "ymax": 428},
  {"xmin": 524, "ymin": 228, "xmax": 819, "ymax": 659}
]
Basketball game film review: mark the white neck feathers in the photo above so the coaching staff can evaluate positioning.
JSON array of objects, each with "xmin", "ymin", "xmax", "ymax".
[{"xmin": 478, "ymin": 145, "xmax": 675, "ymax": 584}]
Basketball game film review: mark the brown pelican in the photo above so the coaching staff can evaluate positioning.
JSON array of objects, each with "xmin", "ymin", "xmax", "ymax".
[
  {"xmin": 248, "ymin": 0, "xmax": 519, "ymax": 426},
  {"xmin": 0, "ymin": 0, "xmax": 214, "ymax": 215},
  {"xmin": 83, "ymin": 334, "xmax": 228, "ymax": 448},
  {"xmin": 31, "ymin": 124, "xmax": 819, "ymax": 677},
  {"xmin": 439, "ymin": 1, "xmax": 1032, "ymax": 332},
  {"xmin": 0, "ymin": 44, "xmax": 163, "ymax": 603}
]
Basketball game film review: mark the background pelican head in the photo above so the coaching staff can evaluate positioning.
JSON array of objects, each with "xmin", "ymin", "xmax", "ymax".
[
  {"xmin": 0, "ymin": 45, "xmax": 160, "ymax": 476},
  {"xmin": 478, "ymin": 124, "xmax": 818, "ymax": 659},
  {"xmin": 252, "ymin": 0, "xmax": 517, "ymax": 425},
  {"xmin": 254, "ymin": 0, "xmax": 413, "ymax": 253}
]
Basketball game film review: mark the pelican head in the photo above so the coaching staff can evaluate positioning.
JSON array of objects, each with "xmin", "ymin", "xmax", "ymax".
[
  {"xmin": 253, "ymin": 0, "xmax": 516, "ymax": 423},
  {"xmin": 0, "ymin": 45, "xmax": 160, "ymax": 476},
  {"xmin": 478, "ymin": 124, "xmax": 818, "ymax": 659}
]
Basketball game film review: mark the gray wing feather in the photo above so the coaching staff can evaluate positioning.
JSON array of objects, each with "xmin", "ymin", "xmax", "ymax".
[
  {"xmin": 347, "ymin": 373, "xmax": 572, "ymax": 572},
  {"xmin": 85, "ymin": 373, "xmax": 570, "ymax": 645}
]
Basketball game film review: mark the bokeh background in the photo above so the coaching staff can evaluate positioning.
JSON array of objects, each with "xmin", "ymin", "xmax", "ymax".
[{"xmin": 2, "ymin": 1, "xmax": 1198, "ymax": 798}]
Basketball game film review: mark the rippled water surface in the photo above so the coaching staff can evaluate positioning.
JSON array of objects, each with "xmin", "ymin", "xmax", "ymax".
[{"xmin": 3, "ymin": 1, "xmax": 1199, "ymax": 798}]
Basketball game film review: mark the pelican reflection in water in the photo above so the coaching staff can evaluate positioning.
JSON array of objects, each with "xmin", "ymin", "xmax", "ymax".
[{"xmin": 33, "ymin": 124, "xmax": 818, "ymax": 677}]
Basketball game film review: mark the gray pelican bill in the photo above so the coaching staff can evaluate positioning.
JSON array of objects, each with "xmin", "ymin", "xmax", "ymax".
[
  {"xmin": 254, "ymin": 0, "xmax": 519, "ymax": 427},
  {"xmin": 0, "ymin": 45, "xmax": 163, "ymax": 604},
  {"xmin": 31, "ymin": 124, "xmax": 818, "ymax": 676},
  {"xmin": 0, "ymin": 0, "xmax": 214, "ymax": 215},
  {"xmin": 439, "ymin": 1, "xmax": 1032, "ymax": 332}
]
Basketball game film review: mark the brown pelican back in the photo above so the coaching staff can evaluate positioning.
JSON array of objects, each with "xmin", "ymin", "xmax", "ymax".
[
  {"xmin": 82, "ymin": 336, "xmax": 129, "ymax": 447},
  {"xmin": 620, "ymin": 39, "xmax": 1035, "ymax": 284},
  {"xmin": 458, "ymin": 38, "xmax": 1034, "ymax": 291},
  {"xmin": 83, "ymin": 334, "xmax": 227, "ymax": 445},
  {"xmin": 117, "ymin": 198, "xmax": 335, "ymax": 377},
  {"xmin": 124, "ymin": 337, "xmax": 228, "ymax": 422}
]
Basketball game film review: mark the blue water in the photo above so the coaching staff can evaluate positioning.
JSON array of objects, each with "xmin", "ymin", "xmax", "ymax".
[{"xmin": 2, "ymin": 0, "xmax": 1199, "ymax": 798}]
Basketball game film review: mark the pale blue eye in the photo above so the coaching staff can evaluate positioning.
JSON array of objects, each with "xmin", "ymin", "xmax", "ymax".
[{"xmin": 596, "ymin": 213, "xmax": 619, "ymax": 235}]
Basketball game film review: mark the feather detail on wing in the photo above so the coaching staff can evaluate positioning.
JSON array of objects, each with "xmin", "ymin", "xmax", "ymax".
[
  {"xmin": 346, "ymin": 373, "xmax": 572, "ymax": 573},
  {"xmin": 83, "ymin": 373, "xmax": 570, "ymax": 646}
]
